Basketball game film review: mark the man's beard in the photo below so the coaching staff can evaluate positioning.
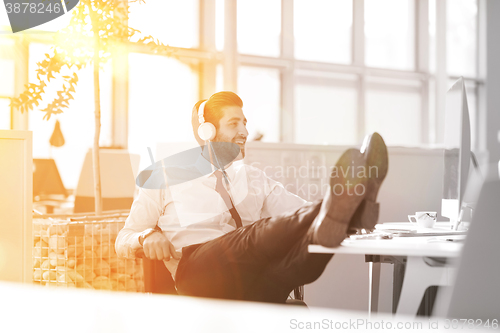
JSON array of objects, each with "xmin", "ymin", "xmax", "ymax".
[{"xmin": 213, "ymin": 133, "xmax": 246, "ymax": 159}]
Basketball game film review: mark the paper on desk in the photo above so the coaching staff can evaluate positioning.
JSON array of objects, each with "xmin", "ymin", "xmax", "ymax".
[{"xmin": 375, "ymin": 222, "xmax": 467, "ymax": 236}]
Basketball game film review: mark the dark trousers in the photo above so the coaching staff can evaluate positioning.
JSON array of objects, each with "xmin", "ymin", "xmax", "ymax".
[{"xmin": 175, "ymin": 201, "xmax": 334, "ymax": 303}]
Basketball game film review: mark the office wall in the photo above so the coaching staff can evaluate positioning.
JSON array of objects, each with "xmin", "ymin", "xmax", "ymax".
[{"xmin": 378, "ymin": 147, "xmax": 444, "ymax": 222}]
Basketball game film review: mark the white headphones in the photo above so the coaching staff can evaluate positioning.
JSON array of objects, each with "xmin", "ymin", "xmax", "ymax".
[{"xmin": 197, "ymin": 100, "xmax": 216, "ymax": 141}]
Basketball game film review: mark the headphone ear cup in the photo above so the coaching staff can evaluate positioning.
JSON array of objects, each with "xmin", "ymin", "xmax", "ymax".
[{"xmin": 198, "ymin": 122, "xmax": 216, "ymax": 141}]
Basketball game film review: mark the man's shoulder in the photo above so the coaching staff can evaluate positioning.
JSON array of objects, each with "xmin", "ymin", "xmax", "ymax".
[{"xmin": 137, "ymin": 186, "xmax": 164, "ymax": 200}]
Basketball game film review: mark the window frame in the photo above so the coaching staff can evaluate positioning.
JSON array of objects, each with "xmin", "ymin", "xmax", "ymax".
[{"xmin": 6, "ymin": 0, "xmax": 484, "ymax": 149}]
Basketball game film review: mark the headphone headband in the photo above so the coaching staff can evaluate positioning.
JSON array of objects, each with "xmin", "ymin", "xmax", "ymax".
[
  {"xmin": 197, "ymin": 99, "xmax": 216, "ymax": 141},
  {"xmin": 198, "ymin": 100, "xmax": 207, "ymax": 124}
]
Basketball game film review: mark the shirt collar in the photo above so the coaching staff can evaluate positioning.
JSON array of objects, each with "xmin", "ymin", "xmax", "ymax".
[{"xmin": 194, "ymin": 148, "xmax": 236, "ymax": 182}]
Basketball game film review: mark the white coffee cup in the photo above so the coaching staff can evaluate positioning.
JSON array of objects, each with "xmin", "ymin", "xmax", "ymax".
[{"xmin": 408, "ymin": 211, "xmax": 437, "ymax": 228}]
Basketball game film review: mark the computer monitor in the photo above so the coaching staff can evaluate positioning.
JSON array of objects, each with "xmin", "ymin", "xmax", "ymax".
[
  {"xmin": 33, "ymin": 158, "xmax": 67, "ymax": 199},
  {"xmin": 441, "ymin": 78, "xmax": 471, "ymax": 229}
]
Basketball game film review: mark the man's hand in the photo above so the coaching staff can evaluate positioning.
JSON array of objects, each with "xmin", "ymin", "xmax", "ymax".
[{"xmin": 142, "ymin": 232, "xmax": 181, "ymax": 261}]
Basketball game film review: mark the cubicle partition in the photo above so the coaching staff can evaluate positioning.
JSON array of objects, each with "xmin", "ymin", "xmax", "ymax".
[
  {"xmin": 0, "ymin": 130, "xmax": 32, "ymax": 283},
  {"xmin": 32, "ymin": 211, "xmax": 144, "ymax": 291}
]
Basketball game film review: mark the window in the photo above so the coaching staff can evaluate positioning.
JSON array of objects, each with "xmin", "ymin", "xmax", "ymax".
[
  {"xmin": 0, "ymin": 99, "xmax": 10, "ymax": 129},
  {"xmin": 237, "ymin": 0, "xmax": 281, "ymax": 57},
  {"xmin": 28, "ymin": 43, "xmax": 112, "ymax": 189},
  {"xmin": 295, "ymin": 78, "xmax": 358, "ymax": 145},
  {"xmin": 128, "ymin": 53, "xmax": 199, "ymax": 171},
  {"xmin": 366, "ymin": 86, "xmax": 422, "ymax": 146},
  {"xmin": 294, "ymin": 0, "xmax": 353, "ymax": 64},
  {"xmin": 128, "ymin": 0, "xmax": 199, "ymax": 49},
  {"xmin": 0, "ymin": 4, "xmax": 9, "ymax": 31},
  {"xmin": 364, "ymin": 0, "xmax": 416, "ymax": 70},
  {"xmin": 0, "ymin": 57, "xmax": 14, "ymax": 129},
  {"xmin": 447, "ymin": 0, "xmax": 477, "ymax": 77},
  {"xmin": 237, "ymin": 66, "xmax": 281, "ymax": 142},
  {"xmin": 216, "ymin": 64, "xmax": 224, "ymax": 92},
  {"xmin": 429, "ymin": 0, "xmax": 437, "ymax": 73},
  {"xmin": 0, "ymin": 59, "xmax": 15, "ymax": 96},
  {"xmin": 216, "ymin": 0, "xmax": 225, "ymax": 52},
  {"xmin": 32, "ymin": 12, "xmax": 72, "ymax": 32},
  {"xmin": 2, "ymin": 0, "xmax": 484, "ymax": 179}
]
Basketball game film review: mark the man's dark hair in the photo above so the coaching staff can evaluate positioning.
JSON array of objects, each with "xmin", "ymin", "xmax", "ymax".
[{"xmin": 191, "ymin": 91, "xmax": 243, "ymax": 145}]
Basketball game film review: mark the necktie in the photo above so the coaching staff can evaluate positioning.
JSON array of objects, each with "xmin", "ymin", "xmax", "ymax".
[{"xmin": 214, "ymin": 170, "xmax": 243, "ymax": 228}]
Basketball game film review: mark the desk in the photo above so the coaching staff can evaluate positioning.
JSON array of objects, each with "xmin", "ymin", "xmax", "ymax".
[
  {"xmin": 309, "ymin": 236, "xmax": 463, "ymax": 258},
  {"xmin": 309, "ymin": 225, "xmax": 464, "ymax": 316},
  {"xmin": 33, "ymin": 194, "xmax": 74, "ymax": 215}
]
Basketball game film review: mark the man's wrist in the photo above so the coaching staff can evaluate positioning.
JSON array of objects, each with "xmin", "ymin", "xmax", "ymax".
[{"xmin": 138, "ymin": 225, "xmax": 162, "ymax": 246}]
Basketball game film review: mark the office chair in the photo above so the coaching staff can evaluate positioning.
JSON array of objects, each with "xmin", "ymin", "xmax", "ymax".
[
  {"xmin": 136, "ymin": 249, "xmax": 177, "ymax": 295},
  {"xmin": 136, "ymin": 249, "xmax": 307, "ymax": 305}
]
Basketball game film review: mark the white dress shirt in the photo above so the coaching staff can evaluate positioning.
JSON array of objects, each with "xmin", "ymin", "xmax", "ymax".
[{"xmin": 115, "ymin": 153, "xmax": 308, "ymax": 278}]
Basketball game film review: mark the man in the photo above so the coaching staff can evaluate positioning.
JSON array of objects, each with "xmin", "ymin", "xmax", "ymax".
[{"xmin": 116, "ymin": 91, "xmax": 388, "ymax": 303}]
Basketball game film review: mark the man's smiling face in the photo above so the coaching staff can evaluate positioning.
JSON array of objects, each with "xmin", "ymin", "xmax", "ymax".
[{"xmin": 213, "ymin": 106, "xmax": 248, "ymax": 160}]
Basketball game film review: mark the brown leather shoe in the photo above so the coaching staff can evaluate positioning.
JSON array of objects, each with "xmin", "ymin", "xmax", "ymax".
[
  {"xmin": 311, "ymin": 149, "xmax": 367, "ymax": 247},
  {"xmin": 348, "ymin": 132, "xmax": 389, "ymax": 233}
]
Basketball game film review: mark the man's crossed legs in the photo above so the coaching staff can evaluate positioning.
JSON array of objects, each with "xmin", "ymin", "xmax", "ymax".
[
  {"xmin": 175, "ymin": 133, "xmax": 389, "ymax": 303},
  {"xmin": 175, "ymin": 201, "xmax": 328, "ymax": 302}
]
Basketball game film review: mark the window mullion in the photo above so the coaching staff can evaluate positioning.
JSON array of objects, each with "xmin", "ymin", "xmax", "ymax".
[
  {"xmin": 281, "ymin": 0, "xmax": 294, "ymax": 143},
  {"xmin": 477, "ymin": 0, "xmax": 487, "ymax": 152},
  {"xmin": 223, "ymin": 0, "xmax": 238, "ymax": 92},
  {"xmin": 12, "ymin": 38, "xmax": 29, "ymax": 131},
  {"xmin": 112, "ymin": 1, "xmax": 129, "ymax": 148},
  {"xmin": 353, "ymin": 0, "xmax": 365, "ymax": 143},
  {"xmin": 417, "ymin": 0, "xmax": 430, "ymax": 144},
  {"xmin": 417, "ymin": 0, "xmax": 429, "ymax": 72},
  {"xmin": 352, "ymin": 0, "xmax": 365, "ymax": 67},
  {"xmin": 434, "ymin": 0, "xmax": 447, "ymax": 144},
  {"xmin": 112, "ymin": 44, "xmax": 129, "ymax": 148},
  {"xmin": 200, "ymin": 0, "xmax": 217, "ymax": 98}
]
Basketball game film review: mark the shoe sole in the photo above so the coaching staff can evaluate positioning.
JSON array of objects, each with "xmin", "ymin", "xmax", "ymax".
[
  {"xmin": 314, "ymin": 149, "xmax": 367, "ymax": 247},
  {"xmin": 349, "ymin": 132, "xmax": 389, "ymax": 231},
  {"xmin": 362, "ymin": 132, "xmax": 388, "ymax": 199}
]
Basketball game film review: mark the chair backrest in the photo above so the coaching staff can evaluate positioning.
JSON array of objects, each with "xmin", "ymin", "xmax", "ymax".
[
  {"xmin": 74, "ymin": 149, "xmax": 140, "ymax": 213},
  {"xmin": 142, "ymin": 258, "xmax": 178, "ymax": 294},
  {"xmin": 446, "ymin": 178, "xmax": 500, "ymax": 319}
]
